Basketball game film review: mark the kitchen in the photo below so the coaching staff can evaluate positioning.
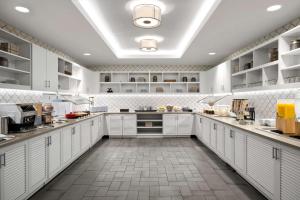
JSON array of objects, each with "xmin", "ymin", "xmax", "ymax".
[{"xmin": 0, "ymin": 0, "xmax": 300, "ymax": 200}]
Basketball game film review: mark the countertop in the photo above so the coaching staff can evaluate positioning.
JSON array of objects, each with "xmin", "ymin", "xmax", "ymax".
[
  {"xmin": 105, "ymin": 111, "xmax": 196, "ymax": 114},
  {"xmin": 197, "ymin": 113, "xmax": 300, "ymax": 149},
  {"xmin": 0, "ymin": 113, "xmax": 103, "ymax": 148}
]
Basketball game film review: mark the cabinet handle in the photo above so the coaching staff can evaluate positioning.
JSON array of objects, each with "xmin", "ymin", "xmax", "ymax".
[
  {"xmin": 0, "ymin": 153, "xmax": 6, "ymax": 167},
  {"xmin": 214, "ymin": 124, "xmax": 217, "ymax": 130},
  {"xmin": 272, "ymin": 147, "xmax": 276, "ymax": 159},
  {"xmin": 46, "ymin": 137, "xmax": 49, "ymax": 146},
  {"xmin": 275, "ymin": 148, "xmax": 280, "ymax": 160},
  {"xmin": 230, "ymin": 130, "xmax": 234, "ymax": 138},
  {"xmin": 72, "ymin": 127, "xmax": 75, "ymax": 134},
  {"xmin": 199, "ymin": 118, "xmax": 202, "ymax": 123},
  {"xmin": 91, "ymin": 120, "xmax": 94, "ymax": 126},
  {"xmin": 49, "ymin": 80, "xmax": 51, "ymax": 88},
  {"xmin": 45, "ymin": 80, "xmax": 48, "ymax": 88}
]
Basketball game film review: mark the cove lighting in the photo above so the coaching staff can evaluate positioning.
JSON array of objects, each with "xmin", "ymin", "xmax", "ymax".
[
  {"xmin": 15, "ymin": 6, "xmax": 30, "ymax": 13},
  {"xmin": 267, "ymin": 5, "xmax": 282, "ymax": 12},
  {"xmin": 72, "ymin": 0, "xmax": 221, "ymax": 58}
]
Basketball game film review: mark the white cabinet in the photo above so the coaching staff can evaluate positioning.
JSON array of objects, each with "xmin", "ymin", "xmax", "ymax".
[
  {"xmin": 234, "ymin": 130, "xmax": 246, "ymax": 173},
  {"xmin": 246, "ymin": 136, "xmax": 277, "ymax": 198},
  {"xmin": 32, "ymin": 44, "xmax": 58, "ymax": 92},
  {"xmin": 216, "ymin": 123, "xmax": 225, "ymax": 156},
  {"xmin": 61, "ymin": 126, "xmax": 72, "ymax": 165},
  {"xmin": 194, "ymin": 115, "xmax": 203, "ymax": 140},
  {"xmin": 210, "ymin": 121, "xmax": 217, "ymax": 150},
  {"xmin": 280, "ymin": 146, "xmax": 300, "ymax": 200},
  {"xmin": 163, "ymin": 114, "xmax": 177, "ymax": 135},
  {"xmin": 28, "ymin": 136, "xmax": 47, "ymax": 192},
  {"xmin": 224, "ymin": 126, "xmax": 234, "ymax": 165},
  {"xmin": 81, "ymin": 120, "xmax": 91, "ymax": 151},
  {"xmin": 177, "ymin": 114, "xmax": 193, "ymax": 135},
  {"xmin": 163, "ymin": 114, "xmax": 193, "ymax": 135},
  {"xmin": 72, "ymin": 125, "xmax": 81, "ymax": 158},
  {"xmin": 123, "ymin": 115, "xmax": 137, "ymax": 136},
  {"xmin": 108, "ymin": 115, "xmax": 123, "ymax": 136},
  {"xmin": 90, "ymin": 117, "xmax": 99, "ymax": 144},
  {"xmin": 202, "ymin": 118, "xmax": 211, "ymax": 145},
  {"xmin": 98, "ymin": 115, "xmax": 104, "ymax": 138},
  {"xmin": 0, "ymin": 143, "xmax": 27, "ymax": 200},
  {"xmin": 47, "ymin": 130, "xmax": 61, "ymax": 179},
  {"xmin": 108, "ymin": 114, "xmax": 137, "ymax": 136}
]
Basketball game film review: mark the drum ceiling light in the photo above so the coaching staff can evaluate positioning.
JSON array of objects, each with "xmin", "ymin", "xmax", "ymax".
[
  {"xmin": 133, "ymin": 4, "xmax": 161, "ymax": 28},
  {"xmin": 140, "ymin": 39, "xmax": 158, "ymax": 52}
]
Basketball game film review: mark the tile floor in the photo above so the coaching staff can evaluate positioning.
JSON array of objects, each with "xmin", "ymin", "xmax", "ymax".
[{"xmin": 29, "ymin": 138, "xmax": 267, "ymax": 200}]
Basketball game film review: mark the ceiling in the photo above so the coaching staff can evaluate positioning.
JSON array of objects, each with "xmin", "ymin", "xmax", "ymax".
[{"xmin": 0, "ymin": 0, "xmax": 299, "ymax": 67}]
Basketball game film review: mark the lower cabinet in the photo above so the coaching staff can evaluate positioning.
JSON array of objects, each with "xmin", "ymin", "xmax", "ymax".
[
  {"xmin": 194, "ymin": 115, "xmax": 203, "ymax": 140},
  {"xmin": 224, "ymin": 126, "xmax": 234, "ymax": 165},
  {"xmin": 47, "ymin": 130, "xmax": 61, "ymax": 179},
  {"xmin": 90, "ymin": 117, "xmax": 99, "ymax": 145},
  {"xmin": 210, "ymin": 121, "xmax": 217, "ymax": 150},
  {"xmin": 234, "ymin": 130, "xmax": 246, "ymax": 173},
  {"xmin": 280, "ymin": 146, "xmax": 300, "ymax": 200},
  {"xmin": 107, "ymin": 114, "xmax": 137, "ymax": 136},
  {"xmin": 28, "ymin": 136, "xmax": 47, "ymax": 192},
  {"xmin": 163, "ymin": 114, "xmax": 193, "ymax": 136},
  {"xmin": 246, "ymin": 136, "xmax": 277, "ymax": 199},
  {"xmin": 98, "ymin": 115, "xmax": 104, "ymax": 138},
  {"xmin": 216, "ymin": 123, "xmax": 225, "ymax": 156},
  {"xmin": 202, "ymin": 118, "xmax": 211, "ymax": 145},
  {"xmin": 0, "ymin": 142, "xmax": 27, "ymax": 200},
  {"xmin": 72, "ymin": 125, "xmax": 81, "ymax": 158},
  {"xmin": 81, "ymin": 120, "xmax": 92, "ymax": 151}
]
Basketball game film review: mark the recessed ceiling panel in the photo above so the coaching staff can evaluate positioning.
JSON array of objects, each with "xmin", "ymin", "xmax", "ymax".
[{"xmin": 72, "ymin": 0, "xmax": 221, "ymax": 59}]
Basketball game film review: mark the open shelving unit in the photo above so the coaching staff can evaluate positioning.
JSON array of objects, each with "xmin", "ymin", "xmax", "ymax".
[
  {"xmin": 136, "ymin": 114, "xmax": 163, "ymax": 134},
  {"xmin": 0, "ymin": 28, "xmax": 31, "ymax": 89},
  {"xmin": 58, "ymin": 58, "xmax": 82, "ymax": 92},
  {"xmin": 98, "ymin": 71, "xmax": 201, "ymax": 94},
  {"xmin": 231, "ymin": 37, "xmax": 280, "ymax": 90}
]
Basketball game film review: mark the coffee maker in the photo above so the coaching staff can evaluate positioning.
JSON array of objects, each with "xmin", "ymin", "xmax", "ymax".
[{"xmin": 0, "ymin": 103, "xmax": 36, "ymax": 132}]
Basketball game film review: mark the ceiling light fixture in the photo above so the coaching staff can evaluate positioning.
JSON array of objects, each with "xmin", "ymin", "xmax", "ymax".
[
  {"xmin": 83, "ymin": 53, "xmax": 91, "ymax": 56},
  {"xmin": 140, "ymin": 39, "xmax": 158, "ymax": 52},
  {"xmin": 15, "ymin": 6, "xmax": 30, "ymax": 13},
  {"xmin": 133, "ymin": 4, "xmax": 161, "ymax": 28},
  {"xmin": 266, "ymin": 4, "xmax": 282, "ymax": 12},
  {"xmin": 208, "ymin": 52, "xmax": 216, "ymax": 55}
]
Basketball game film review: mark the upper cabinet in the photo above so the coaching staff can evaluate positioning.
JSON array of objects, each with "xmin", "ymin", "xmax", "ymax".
[
  {"xmin": 0, "ymin": 29, "xmax": 31, "ymax": 90},
  {"xmin": 32, "ymin": 44, "xmax": 58, "ymax": 92},
  {"xmin": 202, "ymin": 61, "xmax": 231, "ymax": 94}
]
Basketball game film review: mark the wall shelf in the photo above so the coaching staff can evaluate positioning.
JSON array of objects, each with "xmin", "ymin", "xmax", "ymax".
[{"xmin": 98, "ymin": 71, "xmax": 201, "ymax": 94}]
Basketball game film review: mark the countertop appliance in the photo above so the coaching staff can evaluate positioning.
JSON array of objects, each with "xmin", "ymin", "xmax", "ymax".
[{"xmin": 0, "ymin": 103, "xmax": 36, "ymax": 132}]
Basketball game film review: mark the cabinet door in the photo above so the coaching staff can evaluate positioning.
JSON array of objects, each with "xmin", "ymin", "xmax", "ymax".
[
  {"xmin": 91, "ymin": 118, "xmax": 99, "ymax": 144},
  {"xmin": 202, "ymin": 118, "xmax": 210, "ymax": 145},
  {"xmin": 0, "ymin": 143, "xmax": 27, "ymax": 200},
  {"xmin": 48, "ymin": 130, "xmax": 61, "ymax": 178},
  {"xmin": 195, "ymin": 116, "xmax": 202, "ymax": 140},
  {"xmin": 210, "ymin": 122, "xmax": 217, "ymax": 150},
  {"xmin": 108, "ymin": 115, "xmax": 123, "ymax": 136},
  {"xmin": 177, "ymin": 114, "xmax": 193, "ymax": 135},
  {"xmin": 46, "ymin": 51, "xmax": 58, "ymax": 92},
  {"xmin": 28, "ymin": 136, "xmax": 47, "ymax": 192},
  {"xmin": 224, "ymin": 127, "xmax": 234, "ymax": 164},
  {"xmin": 72, "ymin": 125, "xmax": 81, "ymax": 158},
  {"xmin": 163, "ymin": 114, "xmax": 178, "ymax": 135},
  {"xmin": 32, "ymin": 44, "xmax": 47, "ymax": 91},
  {"xmin": 123, "ymin": 115, "xmax": 137, "ymax": 136},
  {"xmin": 81, "ymin": 120, "xmax": 91, "ymax": 151},
  {"xmin": 280, "ymin": 147, "xmax": 300, "ymax": 200},
  {"xmin": 62, "ymin": 126, "xmax": 72, "ymax": 165},
  {"xmin": 247, "ymin": 136, "xmax": 276, "ymax": 196},
  {"xmin": 98, "ymin": 115, "xmax": 103, "ymax": 138},
  {"xmin": 216, "ymin": 123, "xmax": 225, "ymax": 156},
  {"xmin": 234, "ymin": 130, "xmax": 245, "ymax": 172}
]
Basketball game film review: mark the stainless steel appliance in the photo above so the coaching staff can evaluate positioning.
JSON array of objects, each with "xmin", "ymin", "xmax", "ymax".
[{"xmin": 0, "ymin": 103, "xmax": 36, "ymax": 132}]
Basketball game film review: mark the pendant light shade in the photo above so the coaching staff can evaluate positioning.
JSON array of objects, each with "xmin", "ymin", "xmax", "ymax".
[
  {"xmin": 133, "ymin": 4, "xmax": 161, "ymax": 28},
  {"xmin": 140, "ymin": 39, "xmax": 158, "ymax": 52}
]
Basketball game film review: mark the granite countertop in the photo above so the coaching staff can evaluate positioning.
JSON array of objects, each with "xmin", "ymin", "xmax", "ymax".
[
  {"xmin": 105, "ymin": 111, "xmax": 197, "ymax": 114},
  {"xmin": 0, "ymin": 113, "xmax": 103, "ymax": 148},
  {"xmin": 197, "ymin": 113, "xmax": 300, "ymax": 149}
]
